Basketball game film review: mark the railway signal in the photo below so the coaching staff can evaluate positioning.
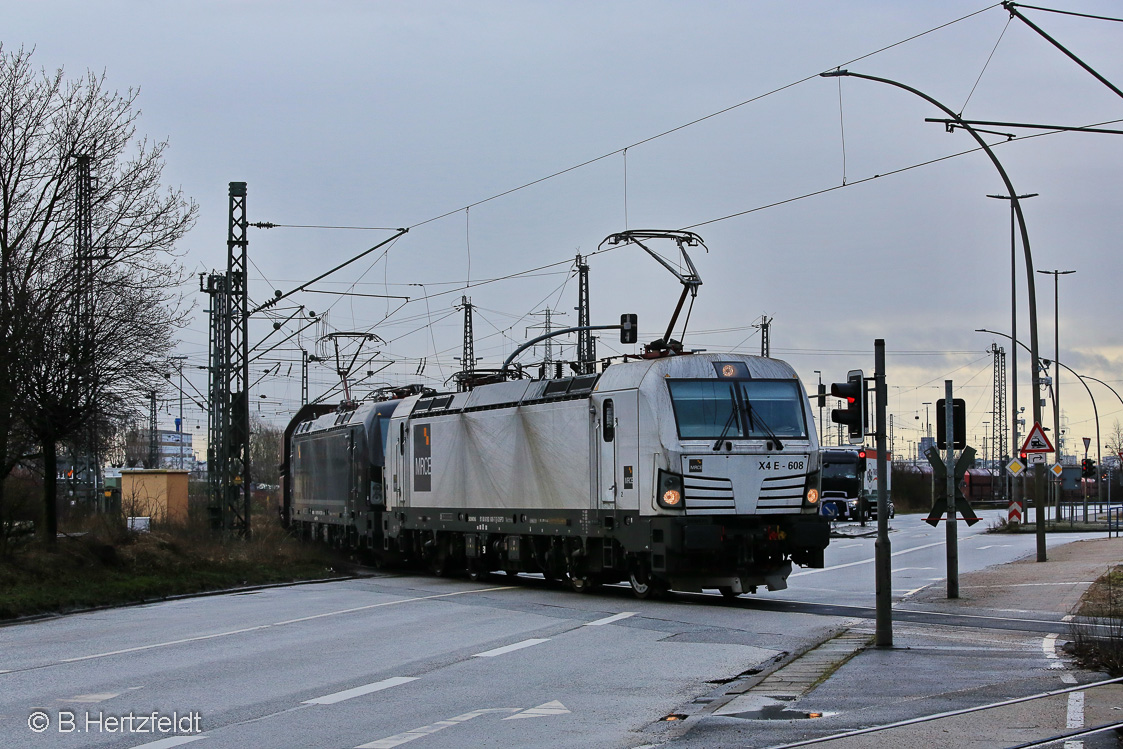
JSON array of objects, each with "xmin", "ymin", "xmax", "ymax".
[
  {"xmin": 936, "ymin": 398, "xmax": 966, "ymax": 450},
  {"xmin": 620, "ymin": 313, "xmax": 638, "ymax": 344},
  {"xmin": 830, "ymin": 370, "xmax": 865, "ymax": 444},
  {"xmin": 1082, "ymin": 458, "xmax": 1096, "ymax": 478}
]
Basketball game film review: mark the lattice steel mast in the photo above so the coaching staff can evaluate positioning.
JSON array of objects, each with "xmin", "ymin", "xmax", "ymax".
[
  {"xmin": 992, "ymin": 343, "xmax": 1008, "ymax": 498},
  {"xmin": 73, "ymin": 154, "xmax": 98, "ymax": 497},
  {"xmin": 205, "ymin": 182, "xmax": 251, "ymax": 535},
  {"xmin": 575, "ymin": 255, "xmax": 595, "ymax": 374}
]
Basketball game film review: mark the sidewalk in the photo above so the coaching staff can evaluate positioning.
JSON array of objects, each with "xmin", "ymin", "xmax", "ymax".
[{"xmin": 681, "ymin": 536, "xmax": 1123, "ymax": 748}]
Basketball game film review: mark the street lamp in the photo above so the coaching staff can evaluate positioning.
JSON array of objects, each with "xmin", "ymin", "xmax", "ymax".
[
  {"xmin": 988, "ymin": 192, "xmax": 1038, "ymax": 498},
  {"xmin": 1037, "ymin": 269, "xmax": 1075, "ymax": 470},
  {"xmin": 922, "ymin": 402, "xmax": 932, "ymax": 439},
  {"xmin": 821, "ymin": 69, "xmax": 1046, "ymax": 562}
]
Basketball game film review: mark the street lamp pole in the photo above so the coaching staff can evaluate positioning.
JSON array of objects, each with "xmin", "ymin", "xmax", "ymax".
[
  {"xmin": 821, "ymin": 68, "xmax": 1047, "ymax": 561},
  {"xmin": 988, "ymin": 192, "xmax": 1038, "ymax": 518},
  {"xmin": 1037, "ymin": 269, "xmax": 1075, "ymax": 473}
]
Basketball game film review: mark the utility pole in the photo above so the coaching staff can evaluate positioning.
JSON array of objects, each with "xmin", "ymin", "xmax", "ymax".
[
  {"xmin": 527, "ymin": 308, "xmax": 566, "ymax": 375},
  {"xmin": 148, "ymin": 390, "xmax": 158, "ymax": 469},
  {"xmin": 171, "ymin": 356, "xmax": 188, "ymax": 468}
]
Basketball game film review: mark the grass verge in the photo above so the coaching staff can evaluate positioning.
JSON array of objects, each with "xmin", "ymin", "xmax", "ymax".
[
  {"xmin": 1070, "ymin": 565, "xmax": 1123, "ymax": 675},
  {"xmin": 0, "ymin": 517, "xmax": 343, "ymax": 621}
]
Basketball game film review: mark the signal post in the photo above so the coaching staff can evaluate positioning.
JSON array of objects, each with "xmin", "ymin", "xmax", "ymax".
[{"xmin": 830, "ymin": 341, "xmax": 891, "ymax": 646}]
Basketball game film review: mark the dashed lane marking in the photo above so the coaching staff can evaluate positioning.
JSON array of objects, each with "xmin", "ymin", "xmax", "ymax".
[
  {"xmin": 56, "ymin": 586, "xmax": 515, "ymax": 666},
  {"xmin": 585, "ymin": 612, "xmax": 636, "ymax": 626},
  {"xmin": 356, "ymin": 708, "xmax": 520, "ymax": 748},
  {"xmin": 58, "ymin": 692, "xmax": 121, "ymax": 703},
  {"xmin": 130, "ymin": 737, "xmax": 208, "ymax": 749},
  {"xmin": 303, "ymin": 677, "xmax": 418, "ymax": 705},
  {"xmin": 503, "ymin": 700, "xmax": 571, "ymax": 720},
  {"xmin": 473, "ymin": 639, "xmax": 549, "ymax": 658}
]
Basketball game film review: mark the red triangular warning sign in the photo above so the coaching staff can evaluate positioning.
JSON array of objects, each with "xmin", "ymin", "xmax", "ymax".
[{"xmin": 1021, "ymin": 422, "xmax": 1054, "ymax": 453}]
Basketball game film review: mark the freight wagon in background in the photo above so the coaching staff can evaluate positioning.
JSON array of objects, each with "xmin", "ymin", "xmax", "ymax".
[{"xmin": 283, "ymin": 352, "xmax": 829, "ymax": 599}]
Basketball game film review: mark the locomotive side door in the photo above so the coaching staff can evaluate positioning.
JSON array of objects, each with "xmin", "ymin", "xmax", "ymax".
[
  {"xmin": 592, "ymin": 394, "xmax": 616, "ymax": 509},
  {"xmin": 390, "ymin": 418, "xmax": 407, "ymax": 508}
]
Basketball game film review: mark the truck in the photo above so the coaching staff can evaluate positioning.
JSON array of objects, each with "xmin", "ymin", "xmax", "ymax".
[{"xmin": 819, "ymin": 448, "xmax": 893, "ymax": 521}]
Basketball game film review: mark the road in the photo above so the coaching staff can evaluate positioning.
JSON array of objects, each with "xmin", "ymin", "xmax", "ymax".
[{"xmin": 0, "ymin": 511, "xmax": 1103, "ymax": 749}]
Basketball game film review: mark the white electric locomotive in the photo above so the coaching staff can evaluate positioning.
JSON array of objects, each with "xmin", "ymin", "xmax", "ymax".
[{"xmin": 285, "ymin": 352, "xmax": 828, "ymax": 598}]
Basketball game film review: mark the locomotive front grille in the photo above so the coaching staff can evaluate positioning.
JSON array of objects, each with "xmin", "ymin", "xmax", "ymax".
[{"xmin": 683, "ymin": 475, "xmax": 735, "ymax": 515}]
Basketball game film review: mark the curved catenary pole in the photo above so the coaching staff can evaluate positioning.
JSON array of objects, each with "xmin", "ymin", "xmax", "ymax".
[{"xmin": 823, "ymin": 69, "xmax": 1047, "ymax": 560}]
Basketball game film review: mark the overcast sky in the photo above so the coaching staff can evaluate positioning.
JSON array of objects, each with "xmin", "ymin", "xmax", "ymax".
[{"xmin": 6, "ymin": 1, "xmax": 1122, "ymax": 462}]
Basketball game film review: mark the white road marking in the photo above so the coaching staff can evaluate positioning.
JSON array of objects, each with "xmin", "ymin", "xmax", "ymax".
[
  {"xmin": 59, "ymin": 586, "xmax": 515, "ymax": 665},
  {"xmin": 585, "ymin": 612, "xmax": 636, "ymax": 626},
  {"xmin": 503, "ymin": 700, "xmax": 571, "ymax": 720},
  {"xmin": 1044, "ymin": 633, "xmax": 1060, "ymax": 660},
  {"xmin": 790, "ymin": 541, "xmax": 945, "ymax": 577},
  {"xmin": 960, "ymin": 583, "xmax": 1094, "ymax": 589},
  {"xmin": 303, "ymin": 677, "xmax": 418, "ymax": 705},
  {"xmin": 892, "ymin": 567, "xmax": 935, "ymax": 572},
  {"xmin": 130, "ymin": 737, "xmax": 207, "ymax": 749},
  {"xmin": 975, "ymin": 545, "xmax": 1012, "ymax": 550},
  {"xmin": 473, "ymin": 638, "xmax": 549, "ymax": 658},
  {"xmin": 1066, "ymin": 690, "xmax": 1084, "ymax": 732},
  {"xmin": 356, "ymin": 708, "xmax": 519, "ymax": 748},
  {"xmin": 1062, "ymin": 673, "xmax": 1077, "ymax": 685},
  {"xmin": 834, "ymin": 543, "xmax": 862, "ymax": 549},
  {"xmin": 58, "ymin": 692, "xmax": 121, "ymax": 703}
]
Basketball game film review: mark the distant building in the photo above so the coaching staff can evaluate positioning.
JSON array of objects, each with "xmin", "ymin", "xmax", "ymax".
[{"xmin": 157, "ymin": 429, "xmax": 199, "ymax": 470}]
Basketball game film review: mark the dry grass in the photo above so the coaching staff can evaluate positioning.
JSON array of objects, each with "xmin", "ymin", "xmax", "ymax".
[
  {"xmin": 0, "ymin": 512, "xmax": 343, "ymax": 620},
  {"xmin": 1070, "ymin": 565, "xmax": 1123, "ymax": 675}
]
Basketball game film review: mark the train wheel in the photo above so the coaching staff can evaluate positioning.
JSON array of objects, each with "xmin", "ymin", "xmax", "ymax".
[
  {"xmin": 718, "ymin": 586, "xmax": 741, "ymax": 599},
  {"xmin": 467, "ymin": 562, "xmax": 488, "ymax": 582},
  {"xmin": 569, "ymin": 574, "xmax": 597, "ymax": 594},
  {"xmin": 628, "ymin": 565, "xmax": 664, "ymax": 600}
]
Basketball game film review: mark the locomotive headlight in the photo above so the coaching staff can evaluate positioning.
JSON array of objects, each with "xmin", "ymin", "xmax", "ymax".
[
  {"xmin": 657, "ymin": 470, "xmax": 685, "ymax": 510},
  {"xmin": 806, "ymin": 488, "xmax": 819, "ymax": 504}
]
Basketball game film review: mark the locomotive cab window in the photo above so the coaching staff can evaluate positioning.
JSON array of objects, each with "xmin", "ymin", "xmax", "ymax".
[
  {"xmin": 667, "ymin": 379, "xmax": 807, "ymax": 440},
  {"xmin": 602, "ymin": 399, "xmax": 615, "ymax": 442}
]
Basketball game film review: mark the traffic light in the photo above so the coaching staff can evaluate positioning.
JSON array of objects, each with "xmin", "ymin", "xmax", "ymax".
[
  {"xmin": 830, "ymin": 370, "xmax": 865, "ymax": 444},
  {"xmin": 1082, "ymin": 458, "xmax": 1096, "ymax": 478},
  {"xmin": 620, "ymin": 313, "xmax": 638, "ymax": 344}
]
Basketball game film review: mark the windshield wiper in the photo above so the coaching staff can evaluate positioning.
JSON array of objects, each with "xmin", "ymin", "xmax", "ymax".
[
  {"xmin": 712, "ymin": 385, "xmax": 739, "ymax": 451},
  {"xmin": 742, "ymin": 392, "xmax": 784, "ymax": 451}
]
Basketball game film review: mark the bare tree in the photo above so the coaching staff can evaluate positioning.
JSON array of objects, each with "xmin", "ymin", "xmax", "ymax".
[{"xmin": 0, "ymin": 46, "xmax": 196, "ymax": 543}]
